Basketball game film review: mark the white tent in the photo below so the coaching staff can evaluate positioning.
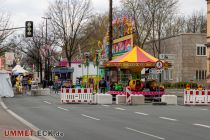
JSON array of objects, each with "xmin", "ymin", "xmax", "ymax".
[
  {"xmin": 12, "ymin": 65, "xmax": 28, "ymax": 75},
  {"xmin": 0, "ymin": 70, "xmax": 14, "ymax": 97}
]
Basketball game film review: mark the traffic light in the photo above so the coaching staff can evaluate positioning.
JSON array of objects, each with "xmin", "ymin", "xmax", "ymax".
[{"xmin": 25, "ymin": 21, "xmax": 33, "ymax": 37}]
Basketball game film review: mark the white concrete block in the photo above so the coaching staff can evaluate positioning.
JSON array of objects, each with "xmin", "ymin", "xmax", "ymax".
[
  {"xmin": 30, "ymin": 89, "xmax": 50, "ymax": 96},
  {"xmin": 96, "ymin": 94, "xmax": 112, "ymax": 104},
  {"xmin": 131, "ymin": 95, "xmax": 145, "ymax": 104},
  {"xmin": 161, "ymin": 95, "xmax": 177, "ymax": 105},
  {"xmin": 40, "ymin": 89, "xmax": 50, "ymax": 95},
  {"xmin": 116, "ymin": 95, "xmax": 126, "ymax": 104}
]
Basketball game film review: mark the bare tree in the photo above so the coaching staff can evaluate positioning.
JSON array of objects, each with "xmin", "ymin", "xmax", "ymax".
[
  {"xmin": 120, "ymin": 0, "xmax": 178, "ymax": 54},
  {"xmin": 120, "ymin": 0, "xmax": 153, "ymax": 48},
  {"xmin": 185, "ymin": 10, "xmax": 207, "ymax": 33},
  {"xmin": 82, "ymin": 14, "xmax": 108, "ymax": 53},
  {"xmin": 47, "ymin": 0, "xmax": 92, "ymax": 67},
  {"xmin": 0, "ymin": 12, "xmax": 13, "ymax": 55},
  {"xmin": 11, "ymin": 25, "xmax": 59, "ymax": 82}
]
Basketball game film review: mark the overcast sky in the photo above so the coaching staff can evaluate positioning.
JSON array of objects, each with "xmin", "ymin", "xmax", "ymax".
[{"xmin": 0, "ymin": 0, "xmax": 207, "ymax": 29}]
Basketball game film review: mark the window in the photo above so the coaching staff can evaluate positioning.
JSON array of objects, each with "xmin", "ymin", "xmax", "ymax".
[
  {"xmin": 196, "ymin": 70, "xmax": 207, "ymax": 80},
  {"xmin": 164, "ymin": 69, "xmax": 173, "ymax": 80},
  {"xmin": 196, "ymin": 44, "xmax": 207, "ymax": 56}
]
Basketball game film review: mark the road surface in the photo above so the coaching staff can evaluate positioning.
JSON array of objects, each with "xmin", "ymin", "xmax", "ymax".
[{"xmin": 2, "ymin": 94, "xmax": 210, "ymax": 140}]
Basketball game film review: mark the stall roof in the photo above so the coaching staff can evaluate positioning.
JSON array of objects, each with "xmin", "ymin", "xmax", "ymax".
[
  {"xmin": 110, "ymin": 46, "xmax": 158, "ymax": 63},
  {"xmin": 104, "ymin": 46, "xmax": 159, "ymax": 69}
]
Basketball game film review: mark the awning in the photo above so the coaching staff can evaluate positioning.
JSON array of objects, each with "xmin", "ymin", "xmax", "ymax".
[{"xmin": 104, "ymin": 46, "xmax": 159, "ymax": 69}]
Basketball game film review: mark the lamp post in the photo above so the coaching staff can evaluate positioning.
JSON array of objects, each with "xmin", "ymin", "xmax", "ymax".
[
  {"xmin": 108, "ymin": 0, "xmax": 113, "ymax": 61},
  {"xmin": 95, "ymin": 50, "xmax": 100, "ymax": 92},
  {"xmin": 42, "ymin": 17, "xmax": 51, "ymax": 82},
  {"xmin": 84, "ymin": 52, "xmax": 90, "ymax": 87}
]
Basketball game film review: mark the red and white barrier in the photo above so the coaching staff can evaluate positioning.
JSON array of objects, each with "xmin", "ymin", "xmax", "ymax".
[
  {"xmin": 184, "ymin": 89, "xmax": 210, "ymax": 105},
  {"xmin": 61, "ymin": 88, "xmax": 93, "ymax": 103},
  {"xmin": 126, "ymin": 87, "xmax": 132, "ymax": 104}
]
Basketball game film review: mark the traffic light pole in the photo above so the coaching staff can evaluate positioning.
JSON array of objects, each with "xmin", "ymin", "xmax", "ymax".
[
  {"xmin": 0, "ymin": 27, "xmax": 25, "ymax": 31},
  {"xmin": 42, "ymin": 17, "xmax": 51, "ymax": 82}
]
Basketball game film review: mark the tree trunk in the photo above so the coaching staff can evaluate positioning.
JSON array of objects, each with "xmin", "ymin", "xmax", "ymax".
[{"xmin": 39, "ymin": 57, "xmax": 43, "ymax": 83}]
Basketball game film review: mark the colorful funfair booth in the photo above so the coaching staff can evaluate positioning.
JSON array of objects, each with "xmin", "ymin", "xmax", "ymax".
[{"xmin": 100, "ymin": 16, "xmax": 169, "ymax": 98}]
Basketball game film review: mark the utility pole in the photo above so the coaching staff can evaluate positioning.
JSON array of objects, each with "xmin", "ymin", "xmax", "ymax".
[
  {"xmin": 42, "ymin": 17, "xmax": 51, "ymax": 82},
  {"xmin": 108, "ymin": 0, "xmax": 113, "ymax": 61}
]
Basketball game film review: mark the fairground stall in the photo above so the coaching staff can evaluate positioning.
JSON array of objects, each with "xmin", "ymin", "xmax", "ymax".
[
  {"xmin": 99, "ymin": 16, "xmax": 170, "ymax": 98},
  {"xmin": 104, "ymin": 46, "xmax": 167, "ymax": 97}
]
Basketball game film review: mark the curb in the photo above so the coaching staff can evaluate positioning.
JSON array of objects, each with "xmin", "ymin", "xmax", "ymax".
[{"xmin": 0, "ymin": 97, "xmax": 56, "ymax": 140}]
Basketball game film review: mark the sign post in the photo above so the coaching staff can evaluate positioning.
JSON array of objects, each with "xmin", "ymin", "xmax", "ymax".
[{"xmin": 155, "ymin": 60, "xmax": 163, "ymax": 102}]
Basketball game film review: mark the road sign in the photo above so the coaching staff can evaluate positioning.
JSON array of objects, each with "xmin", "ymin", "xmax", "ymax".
[
  {"xmin": 155, "ymin": 60, "xmax": 163, "ymax": 69},
  {"xmin": 156, "ymin": 69, "xmax": 163, "ymax": 74}
]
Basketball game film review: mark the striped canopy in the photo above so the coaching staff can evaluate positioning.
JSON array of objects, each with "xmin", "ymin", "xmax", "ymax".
[
  {"xmin": 110, "ymin": 46, "xmax": 158, "ymax": 63},
  {"xmin": 105, "ymin": 46, "xmax": 159, "ymax": 70}
]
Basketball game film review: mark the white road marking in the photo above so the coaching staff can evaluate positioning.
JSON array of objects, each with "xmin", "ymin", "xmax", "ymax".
[
  {"xmin": 81, "ymin": 114, "xmax": 100, "ymax": 120},
  {"xmin": 57, "ymin": 107, "xmax": 69, "ymax": 111},
  {"xmin": 43, "ymin": 101, "xmax": 52, "ymax": 104},
  {"xmin": 115, "ymin": 107, "xmax": 126, "ymax": 111},
  {"xmin": 30, "ymin": 107, "xmax": 42, "ymax": 109},
  {"xmin": 135, "ymin": 112, "xmax": 149, "ymax": 116},
  {"xmin": 200, "ymin": 108, "xmax": 208, "ymax": 111},
  {"xmin": 0, "ymin": 101, "xmax": 8, "ymax": 110},
  {"xmin": 7, "ymin": 110, "xmax": 56, "ymax": 140},
  {"xmin": 102, "ymin": 105, "xmax": 110, "ymax": 107},
  {"xmin": 125, "ymin": 127, "xmax": 165, "ymax": 140},
  {"xmin": 159, "ymin": 117, "xmax": 177, "ymax": 121},
  {"xmin": 193, "ymin": 123, "xmax": 210, "ymax": 128}
]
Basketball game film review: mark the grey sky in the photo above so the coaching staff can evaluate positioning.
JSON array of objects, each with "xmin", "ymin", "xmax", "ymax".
[{"xmin": 0, "ymin": 0, "xmax": 207, "ymax": 28}]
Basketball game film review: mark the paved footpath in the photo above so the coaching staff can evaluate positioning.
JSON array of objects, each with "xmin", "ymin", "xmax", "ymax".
[{"xmin": 0, "ymin": 97, "xmax": 47, "ymax": 140}]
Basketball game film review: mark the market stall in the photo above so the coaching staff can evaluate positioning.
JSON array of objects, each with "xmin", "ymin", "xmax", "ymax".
[{"xmin": 104, "ymin": 46, "xmax": 167, "ymax": 96}]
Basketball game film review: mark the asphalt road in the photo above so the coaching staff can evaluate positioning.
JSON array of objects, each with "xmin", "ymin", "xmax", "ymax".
[{"xmin": 2, "ymin": 94, "xmax": 210, "ymax": 140}]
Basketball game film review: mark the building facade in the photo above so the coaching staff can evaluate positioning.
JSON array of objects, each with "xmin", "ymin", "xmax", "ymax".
[
  {"xmin": 144, "ymin": 33, "xmax": 207, "ymax": 84},
  {"xmin": 206, "ymin": 0, "xmax": 210, "ymax": 83}
]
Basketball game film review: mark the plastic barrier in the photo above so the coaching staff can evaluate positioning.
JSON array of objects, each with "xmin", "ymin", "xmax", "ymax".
[
  {"xmin": 208, "ymin": 91, "xmax": 210, "ymax": 104},
  {"xmin": 61, "ymin": 88, "xmax": 93, "ymax": 103},
  {"xmin": 126, "ymin": 87, "xmax": 132, "ymax": 104},
  {"xmin": 184, "ymin": 89, "xmax": 210, "ymax": 105}
]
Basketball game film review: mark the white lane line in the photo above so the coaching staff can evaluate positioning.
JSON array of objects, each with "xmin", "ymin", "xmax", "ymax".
[
  {"xmin": 81, "ymin": 114, "xmax": 100, "ymax": 120},
  {"xmin": 125, "ymin": 127, "xmax": 165, "ymax": 140},
  {"xmin": 200, "ymin": 108, "xmax": 208, "ymax": 111},
  {"xmin": 102, "ymin": 105, "xmax": 110, "ymax": 107},
  {"xmin": 135, "ymin": 112, "xmax": 149, "ymax": 116},
  {"xmin": 159, "ymin": 117, "xmax": 177, "ymax": 121},
  {"xmin": 7, "ymin": 110, "xmax": 56, "ymax": 140},
  {"xmin": 0, "ymin": 101, "xmax": 8, "ymax": 110},
  {"xmin": 57, "ymin": 107, "xmax": 69, "ymax": 111},
  {"xmin": 193, "ymin": 123, "xmax": 210, "ymax": 128},
  {"xmin": 115, "ymin": 107, "xmax": 126, "ymax": 111},
  {"xmin": 43, "ymin": 101, "xmax": 52, "ymax": 104}
]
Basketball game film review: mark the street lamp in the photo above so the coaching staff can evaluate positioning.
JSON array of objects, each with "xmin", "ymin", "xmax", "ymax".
[
  {"xmin": 42, "ymin": 17, "xmax": 51, "ymax": 82},
  {"xmin": 108, "ymin": 0, "xmax": 113, "ymax": 61},
  {"xmin": 84, "ymin": 51, "xmax": 90, "ymax": 87},
  {"xmin": 95, "ymin": 50, "xmax": 100, "ymax": 92}
]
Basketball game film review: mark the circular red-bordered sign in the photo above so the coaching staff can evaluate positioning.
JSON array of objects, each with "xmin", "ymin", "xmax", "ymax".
[{"xmin": 155, "ymin": 60, "xmax": 163, "ymax": 69}]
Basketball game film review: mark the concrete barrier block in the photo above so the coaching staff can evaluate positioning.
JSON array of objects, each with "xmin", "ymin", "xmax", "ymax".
[
  {"xmin": 161, "ymin": 95, "xmax": 177, "ymax": 105},
  {"xmin": 116, "ymin": 95, "xmax": 126, "ymax": 104},
  {"xmin": 30, "ymin": 89, "xmax": 41, "ymax": 96},
  {"xmin": 30, "ymin": 89, "xmax": 50, "ymax": 96},
  {"xmin": 40, "ymin": 89, "xmax": 50, "ymax": 95},
  {"xmin": 131, "ymin": 95, "xmax": 145, "ymax": 104},
  {"xmin": 96, "ymin": 94, "xmax": 112, "ymax": 104}
]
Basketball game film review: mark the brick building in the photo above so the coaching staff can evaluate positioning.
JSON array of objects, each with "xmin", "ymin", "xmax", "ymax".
[{"xmin": 144, "ymin": 33, "xmax": 207, "ymax": 84}]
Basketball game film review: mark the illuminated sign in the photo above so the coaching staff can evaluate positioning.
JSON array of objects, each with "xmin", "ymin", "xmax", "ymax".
[{"xmin": 101, "ymin": 16, "xmax": 134, "ymax": 59}]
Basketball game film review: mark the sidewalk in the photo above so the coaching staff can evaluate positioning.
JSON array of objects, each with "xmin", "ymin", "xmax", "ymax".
[
  {"xmin": 0, "ymin": 98, "xmax": 32, "ymax": 140},
  {"xmin": 0, "ymin": 97, "xmax": 44, "ymax": 140}
]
